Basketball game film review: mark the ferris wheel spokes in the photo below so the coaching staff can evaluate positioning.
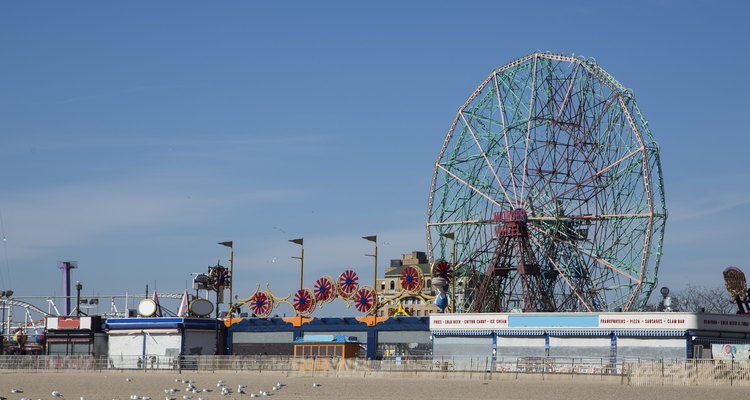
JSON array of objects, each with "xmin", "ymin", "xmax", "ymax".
[
  {"xmin": 527, "ymin": 223, "xmax": 641, "ymax": 285},
  {"xmin": 435, "ymin": 164, "xmax": 504, "ymax": 209},
  {"xmin": 459, "ymin": 111, "xmax": 517, "ymax": 208},
  {"xmin": 492, "ymin": 73, "xmax": 518, "ymax": 205},
  {"xmin": 528, "ymin": 233, "xmax": 593, "ymax": 311},
  {"xmin": 520, "ymin": 55, "xmax": 539, "ymax": 203}
]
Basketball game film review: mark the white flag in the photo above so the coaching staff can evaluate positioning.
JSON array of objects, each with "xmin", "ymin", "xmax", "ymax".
[
  {"xmin": 177, "ymin": 289, "xmax": 189, "ymax": 317},
  {"xmin": 152, "ymin": 290, "xmax": 163, "ymax": 317}
]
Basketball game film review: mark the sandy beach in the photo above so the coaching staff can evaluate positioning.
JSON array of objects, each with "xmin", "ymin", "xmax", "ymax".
[{"xmin": 1, "ymin": 371, "xmax": 749, "ymax": 400}]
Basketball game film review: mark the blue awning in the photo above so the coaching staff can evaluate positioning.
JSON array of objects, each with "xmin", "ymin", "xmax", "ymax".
[
  {"xmin": 106, "ymin": 317, "xmax": 220, "ymax": 330},
  {"xmin": 432, "ymin": 329, "xmax": 492, "ymax": 336}
]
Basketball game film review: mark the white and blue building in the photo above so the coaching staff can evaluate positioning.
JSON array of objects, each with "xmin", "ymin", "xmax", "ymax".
[
  {"xmin": 430, "ymin": 312, "xmax": 750, "ymax": 361},
  {"xmin": 106, "ymin": 317, "xmax": 222, "ymax": 368}
]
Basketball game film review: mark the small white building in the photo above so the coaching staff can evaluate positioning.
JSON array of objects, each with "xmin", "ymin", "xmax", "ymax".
[
  {"xmin": 430, "ymin": 312, "xmax": 750, "ymax": 362},
  {"xmin": 106, "ymin": 317, "xmax": 221, "ymax": 369}
]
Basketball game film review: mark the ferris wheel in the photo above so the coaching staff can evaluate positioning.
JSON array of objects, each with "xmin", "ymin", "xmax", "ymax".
[{"xmin": 427, "ymin": 52, "xmax": 666, "ymax": 313}]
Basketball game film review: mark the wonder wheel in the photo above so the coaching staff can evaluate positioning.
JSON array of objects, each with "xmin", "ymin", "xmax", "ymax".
[{"xmin": 427, "ymin": 52, "xmax": 666, "ymax": 313}]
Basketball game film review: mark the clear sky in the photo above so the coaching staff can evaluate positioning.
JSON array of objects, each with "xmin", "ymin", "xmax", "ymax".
[{"xmin": 1, "ymin": 1, "xmax": 748, "ymax": 316}]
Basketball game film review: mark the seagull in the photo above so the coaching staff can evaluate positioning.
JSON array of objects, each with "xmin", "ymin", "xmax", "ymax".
[
  {"xmin": 52, "ymin": 391, "xmax": 63, "ymax": 398},
  {"xmin": 11, "ymin": 389, "xmax": 23, "ymax": 394},
  {"xmin": 313, "ymin": 383, "xmax": 320, "ymax": 387},
  {"xmin": 126, "ymin": 378, "xmax": 133, "ymax": 382},
  {"xmin": 250, "ymin": 395, "xmax": 256, "ymax": 398}
]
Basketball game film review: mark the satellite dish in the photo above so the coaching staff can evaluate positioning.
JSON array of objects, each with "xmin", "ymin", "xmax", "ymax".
[
  {"xmin": 189, "ymin": 298, "xmax": 214, "ymax": 317},
  {"xmin": 137, "ymin": 299, "xmax": 157, "ymax": 317}
]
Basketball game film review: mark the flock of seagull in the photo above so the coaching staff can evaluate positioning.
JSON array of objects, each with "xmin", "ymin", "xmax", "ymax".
[{"xmin": 4, "ymin": 378, "xmax": 323, "ymax": 400}]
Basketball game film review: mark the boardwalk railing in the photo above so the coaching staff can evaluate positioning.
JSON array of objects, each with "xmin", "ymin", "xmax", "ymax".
[
  {"xmin": 625, "ymin": 359, "xmax": 750, "ymax": 386},
  {"xmin": 2, "ymin": 355, "xmax": 750, "ymax": 386}
]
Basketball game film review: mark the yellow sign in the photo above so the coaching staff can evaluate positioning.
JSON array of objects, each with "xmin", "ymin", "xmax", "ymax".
[{"xmin": 723, "ymin": 266, "xmax": 747, "ymax": 301}]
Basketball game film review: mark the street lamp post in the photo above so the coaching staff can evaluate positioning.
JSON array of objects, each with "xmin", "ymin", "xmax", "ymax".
[
  {"xmin": 0, "ymin": 290, "xmax": 11, "ymax": 355},
  {"xmin": 289, "ymin": 238, "xmax": 304, "ymax": 321},
  {"xmin": 75, "ymin": 282, "xmax": 83, "ymax": 316},
  {"xmin": 362, "ymin": 235, "xmax": 378, "ymax": 316},
  {"xmin": 218, "ymin": 241, "xmax": 234, "ymax": 316},
  {"xmin": 440, "ymin": 232, "xmax": 457, "ymax": 313}
]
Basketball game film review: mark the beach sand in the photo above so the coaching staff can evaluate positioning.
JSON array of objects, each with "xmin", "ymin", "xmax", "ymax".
[{"xmin": 1, "ymin": 371, "xmax": 748, "ymax": 399}]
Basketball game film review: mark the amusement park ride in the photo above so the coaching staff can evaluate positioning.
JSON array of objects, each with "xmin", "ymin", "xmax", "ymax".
[
  {"xmin": 231, "ymin": 52, "xmax": 668, "ymax": 321},
  {"xmin": 2, "ymin": 52, "xmax": 678, "ymax": 348},
  {"xmin": 427, "ymin": 52, "xmax": 667, "ymax": 314}
]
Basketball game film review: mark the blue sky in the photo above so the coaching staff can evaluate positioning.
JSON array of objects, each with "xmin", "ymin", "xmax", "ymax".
[{"xmin": 1, "ymin": 1, "xmax": 749, "ymax": 316}]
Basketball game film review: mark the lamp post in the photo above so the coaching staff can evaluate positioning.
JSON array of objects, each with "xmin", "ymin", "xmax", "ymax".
[
  {"xmin": 75, "ymin": 282, "xmax": 83, "ymax": 316},
  {"xmin": 289, "ymin": 238, "xmax": 304, "ymax": 320},
  {"xmin": 218, "ymin": 241, "xmax": 234, "ymax": 316},
  {"xmin": 0, "ymin": 290, "xmax": 12, "ymax": 355},
  {"xmin": 440, "ymin": 232, "xmax": 456, "ymax": 313},
  {"xmin": 362, "ymin": 235, "xmax": 378, "ymax": 316}
]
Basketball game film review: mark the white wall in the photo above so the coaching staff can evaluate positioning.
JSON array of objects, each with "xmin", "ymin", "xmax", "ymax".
[
  {"xmin": 548, "ymin": 337, "xmax": 611, "ymax": 358},
  {"xmin": 108, "ymin": 333, "xmax": 144, "ymax": 368},
  {"xmin": 434, "ymin": 336, "xmax": 492, "ymax": 359},
  {"xmin": 618, "ymin": 337, "xmax": 685, "ymax": 359},
  {"xmin": 108, "ymin": 329, "xmax": 181, "ymax": 369},
  {"xmin": 496, "ymin": 337, "xmax": 545, "ymax": 358}
]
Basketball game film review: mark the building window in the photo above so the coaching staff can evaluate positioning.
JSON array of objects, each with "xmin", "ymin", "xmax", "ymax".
[
  {"xmin": 390, "ymin": 280, "xmax": 395, "ymax": 290},
  {"xmin": 416, "ymin": 310, "xmax": 421, "ymax": 316},
  {"xmin": 427, "ymin": 279, "xmax": 431, "ymax": 288}
]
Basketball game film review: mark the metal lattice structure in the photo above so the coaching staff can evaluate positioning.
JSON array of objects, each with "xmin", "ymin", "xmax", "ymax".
[{"xmin": 427, "ymin": 52, "xmax": 666, "ymax": 313}]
